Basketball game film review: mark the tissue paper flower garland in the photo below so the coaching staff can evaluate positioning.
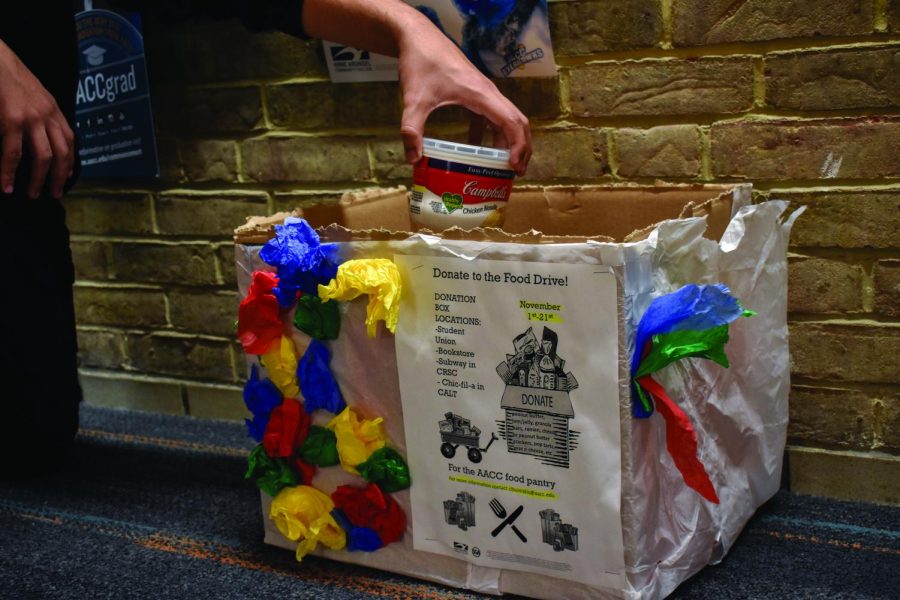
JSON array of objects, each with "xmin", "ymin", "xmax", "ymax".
[
  {"xmin": 238, "ymin": 218, "xmax": 410, "ymax": 562},
  {"xmin": 631, "ymin": 284, "xmax": 753, "ymax": 504}
]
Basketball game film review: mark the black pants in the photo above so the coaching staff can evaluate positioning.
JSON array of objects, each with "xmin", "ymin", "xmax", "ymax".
[{"xmin": 0, "ymin": 192, "xmax": 81, "ymax": 475}]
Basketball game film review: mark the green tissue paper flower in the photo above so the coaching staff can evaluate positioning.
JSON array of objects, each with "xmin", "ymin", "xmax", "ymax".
[
  {"xmin": 293, "ymin": 295, "xmax": 341, "ymax": 340},
  {"xmin": 245, "ymin": 445, "xmax": 298, "ymax": 496},
  {"xmin": 357, "ymin": 447, "xmax": 411, "ymax": 493},
  {"xmin": 298, "ymin": 426, "xmax": 340, "ymax": 467}
]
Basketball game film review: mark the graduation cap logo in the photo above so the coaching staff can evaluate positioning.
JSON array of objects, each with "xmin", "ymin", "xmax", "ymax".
[{"xmin": 83, "ymin": 45, "xmax": 107, "ymax": 67}]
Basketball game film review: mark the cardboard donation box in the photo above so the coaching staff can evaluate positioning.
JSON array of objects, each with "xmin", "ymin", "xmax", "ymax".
[{"xmin": 233, "ymin": 184, "xmax": 801, "ymax": 600}]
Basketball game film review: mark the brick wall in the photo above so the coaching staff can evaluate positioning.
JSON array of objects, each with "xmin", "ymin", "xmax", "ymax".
[{"xmin": 69, "ymin": 2, "xmax": 900, "ymax": 503}]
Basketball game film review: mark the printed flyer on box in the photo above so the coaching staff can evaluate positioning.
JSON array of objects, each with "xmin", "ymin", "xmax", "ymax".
[
  {"xmin": 324, "ymin": 0, "xmax": 557, "ymax": 82},
  {"xmin": 394, "ymin": 255, "xmax": 624, "ymax": 590}
]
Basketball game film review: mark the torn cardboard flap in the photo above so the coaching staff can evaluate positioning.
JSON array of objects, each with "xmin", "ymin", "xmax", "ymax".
[
  {"xmin": 233, "ymin": 210, "xmax": 298, "ymax": 244},
  {"xmin": 502, "ymin": 185, "xmax": 736, "ymax": 241},
  {"xmin": 233, "ymin": 184, "xmax": 742, "ymax": 245},
  {"xmin": 316, "ymin": 223, "xmax": 616, "ymax": 245}
]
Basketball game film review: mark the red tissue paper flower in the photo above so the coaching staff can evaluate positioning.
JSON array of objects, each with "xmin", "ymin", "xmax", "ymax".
[
  {"xmin": 263, "ymin": 398, "xmax": 312, "ymax": 459},
  {"xmin": 238, "ymin": 271, "xmax": 284, "ymax": 355},
  {"xmin": 332, "ymin": 482, "xmax": 406, "ymax": 545}
]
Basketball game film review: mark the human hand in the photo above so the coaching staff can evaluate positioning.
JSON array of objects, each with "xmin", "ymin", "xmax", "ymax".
[
  {"xmin": 396, "ymin": 13, "xmax": 531, "ymax": 175},
  {"xmin": 0, "ymin": 40, "xmax": 75, "ymax": 199}
]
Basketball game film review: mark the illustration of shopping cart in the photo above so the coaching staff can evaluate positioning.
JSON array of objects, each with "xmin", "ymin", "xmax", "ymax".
[{"xmin": 439, "ymin": 412, "xmax": 498, "ymax": 464}]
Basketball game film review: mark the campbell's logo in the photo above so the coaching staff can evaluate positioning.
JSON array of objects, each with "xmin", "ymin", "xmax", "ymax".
[{"xmin": 463, "ymin": 180, "xmax": 511, "ymax": 201}]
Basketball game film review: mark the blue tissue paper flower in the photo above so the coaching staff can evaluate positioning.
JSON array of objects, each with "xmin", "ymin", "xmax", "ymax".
[
  {"xmin": 347, "ymin": 526, "xmax": 383, "ymax": 552},
  {"xmin": 332, "ymin": 510, "xmax": 384, "ymax": 552},
  {"xmin": 631, "ymin": 284, "xmax": 746, "ymax": 418},
  {"xmin": 297, "ymin": 339, "xmax": 346, "ymax": 415},
  {"xmin": 243, "ymin": 364, "xmax": 283, "ymax": 441},
  {"xmin": 259, "ymin": 218, "xmax": 340, "ymax": 306}
]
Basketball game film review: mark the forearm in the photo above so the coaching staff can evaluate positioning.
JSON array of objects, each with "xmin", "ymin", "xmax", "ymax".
[
  {"xmin": 0, "ymin": 38, "xmax": 20, "ymax": 73},
  {"xmin": 302, "ymin": 0, "xmax": 426, "ymax": 57}
]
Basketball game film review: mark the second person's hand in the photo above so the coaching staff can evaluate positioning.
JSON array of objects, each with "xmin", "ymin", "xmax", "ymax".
[
  {"xmin": 394, "ymin": 8, "xmax": 531, "ymax": 175},
  {"xmin": 302, "ymin": 0, "xmax": 532, "ymax": 176},
  {"xmin": 0, "ymin": 39, "xmax": 75, "ymax": 199}
]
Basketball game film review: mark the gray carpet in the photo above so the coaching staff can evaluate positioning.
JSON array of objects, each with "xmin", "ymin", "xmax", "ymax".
[{"xmin": 0, "ymin": 405, "xmax": 897, "ymax": 599}]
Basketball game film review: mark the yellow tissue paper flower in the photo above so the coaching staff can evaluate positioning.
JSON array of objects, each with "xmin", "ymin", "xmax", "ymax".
[
  {"xmin": 326, "ymin": 407, "xmax": 386, "ymax": 474},
  {"xmin": 260, "ymin": 335, "xmax": 299, "ymax": 398},
  {"xmin": 318, "ymin": 258, "xmax": 401, "ymax": 337},
  {"xmin": 270, "ymin": 485, "xmax": 346, "ymax": 561}
]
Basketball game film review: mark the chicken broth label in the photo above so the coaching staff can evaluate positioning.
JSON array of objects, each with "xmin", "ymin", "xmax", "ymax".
[
  {"xmin": 411, "ymin": 157, "xmax": 514, "ymax": 230},
  {"xmin": 394, "ymin": 253, "xmax": 625, "ymax": 589}
]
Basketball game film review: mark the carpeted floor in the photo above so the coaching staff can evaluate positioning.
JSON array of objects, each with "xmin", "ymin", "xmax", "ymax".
[{"xmin": 1, "ymin": 405, "xmax": 897, "ymax": 599}]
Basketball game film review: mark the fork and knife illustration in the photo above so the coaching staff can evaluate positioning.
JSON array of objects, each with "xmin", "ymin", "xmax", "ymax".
[{"xmin": 489, "ymin": 497, "xmax": 527, "ymax": 542}]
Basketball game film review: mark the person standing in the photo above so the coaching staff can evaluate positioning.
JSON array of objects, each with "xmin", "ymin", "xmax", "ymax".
[
  {"xmin": 0, "ymin": 0, "xmax": 531, "ymax": 475},
  {"xmin": 0, "ymin": 6, "xmax": 81, "ymax": 476}
]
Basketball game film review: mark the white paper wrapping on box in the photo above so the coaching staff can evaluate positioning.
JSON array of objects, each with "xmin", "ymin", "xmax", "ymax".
[{"xmin": 235, "ymin": 198, "xmax": 801, "ymax": 599}]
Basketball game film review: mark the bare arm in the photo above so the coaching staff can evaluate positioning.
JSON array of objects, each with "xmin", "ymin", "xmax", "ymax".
[
  {"xmin": 0, "ymin": 39, "xmax": 75, "ymax": 199},
  {"xmin": 302, "ymin": 0, "xmax": 531, "ymax": 175}
]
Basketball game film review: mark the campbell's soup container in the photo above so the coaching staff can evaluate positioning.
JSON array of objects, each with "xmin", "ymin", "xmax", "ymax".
[{"xmin": 410, "ymin": 137, "xmax": 515, "ymax": 230}]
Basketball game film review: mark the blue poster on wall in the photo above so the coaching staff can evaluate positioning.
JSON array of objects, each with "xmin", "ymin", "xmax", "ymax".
[{"xmin": 75, "ymin": 8, "xmax": 159, "ymax": 178}]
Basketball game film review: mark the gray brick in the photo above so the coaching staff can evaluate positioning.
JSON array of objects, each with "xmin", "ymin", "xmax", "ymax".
[
  {"xmin": 146, "ymin": 18, "xmax": 327, "ymax": 84},
  {"xmin": 614, "ymin": 125, "xmax": 701, "ymax": 178},
  {"xmin": 777, "ymin": 190, "xmax": 900, "ymax": 249},
  {"xmin": 71, "ymin": 241, "xmax": 110, "ymax": 281},
  {"xmin": 549, "ymin": 0, "xmax": 663, "ymax": 55},
  {"xmin": 126, "ymin": 333, "xmax": 234, "ymax": 382},
  {"xmin": 673, "ymin": 0, "xmax": 874, "ymax": 46},
  {"xmin": 156, "ymin": 192, "xmax": 268, "ymax": 238},
  {"xmin": 790, "ymin": 322, "xmax": 900, "ymax": 384},
  {"xmin": 65, "ymin": 194, "xmax": 154, "ymax": 236},
  {"xmin": 766, "ymin": 46, "xmax": 900, "ymax": 111},
  {"xmin": 241, "ymin": 137, "xmax": 371, "ymax": 183},
  {"xmin": 372, "ymin": 139, "xmax": 413, "ymax": 182},
  {"xmin": 75, "ymin": 287, "xmax": 168, "ymax": 328},
  {"xmin": 155, "ymin": 86, "xmax": 264, "ymax": 136},
  {"xmin": 80, "ymin": 372, "xmax": 185, "ymax": 415},
  {"xmin": 178, "ymin": 140, "xmax": 239, "ymax": 183},
  {"xmin": 109, "ymin": 243, "xmax": 218, "ymax": 286},
  {"xmin": 789, "ymin": 447, "xmax": 899, "ymax": 505},
  {"xmin": 77, "ymin": 329, "xmax": 127, "ymax": 370},
  {"xmin": 711, "ymin": 118, "xmax": 900, "ymax": 180},
  {"xmin": 570, "ymin": 58, "xmax": 754, "ymax": 117},
  {"xmin": 185, "ymin": 383, "xmax": 247, "ymax": 421},
  {"xmin": 169, "ymin": 290, "xmax": 240, "ymax": 338},
  {"xmin": 874, "ymin": 260, "xmax": 900, "ymax": 317},
  {"xmin": 788, "ymin": 257, "xmax": 865, "ymax": 314},
  {"xmin": 789, "ymin": 385, "xmax": 878, "ymax": 452},
  {"xmin": 521, "ymin": 128, "xmax": 608, "ymax": 181}
]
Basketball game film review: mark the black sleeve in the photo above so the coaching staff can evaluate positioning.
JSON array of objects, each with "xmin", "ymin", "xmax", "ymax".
[
  {"xmin": 194, "ymin": 0, "xmax": 308, "ymax": 39},
  {"xmin": 101, "ymin": 0, "xmax": 309, "ymax": 40}
]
